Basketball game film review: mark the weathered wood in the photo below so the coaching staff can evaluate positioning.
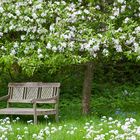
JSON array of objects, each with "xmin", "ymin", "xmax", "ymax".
[
  {"xmin": 0, "ymin": 108, "xmax": 56, "ymax": 115},
  {"xmin": 8, "ymin": 99, "xmax": 33, "ymax": 103},
  {"xmin": 0, "ymin": 82, "xmax": 60, "ymax": 124},
  {"xmin": 33, "ymin": 102, "xmax": 37, "ymax": 124},
  {"xmin": 0, "ymin": 95, "xmax": 9, "ymax": 101},
  {"xmin": 8, "ymin": 83, "xmax": 60, "ymax": 87},
  {"xmin": 55, "ymin": 88, "xmax": 60, "ymax": 122},
  {"xmin": 31, "ymin": 97, "xmax": 57, "ymax": 103}
]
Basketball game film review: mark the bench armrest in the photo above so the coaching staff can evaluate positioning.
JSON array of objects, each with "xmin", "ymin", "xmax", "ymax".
[
  {"xmin": 0, "ymin": 95, "xmax": 9, "ymax": 101},
  {"xmin": 31, "ymin": 97, "xmax": 58, "ymax": 104}
]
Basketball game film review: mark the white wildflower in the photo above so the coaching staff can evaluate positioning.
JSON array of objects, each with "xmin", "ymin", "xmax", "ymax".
[
  {"xmin": 52, "ymin": 46, "xmax": 57, "ymax": 52},
  {"xmin": 17, "ymin": 128, "xmax": 20, "ymax": 131},
  {"xmin": 58, "ymin": 126, "xmax": 63, "ymax": 130},
  {"xmin": 44, "ymin": 115, "xmax": 48, "ymax": 119},
  {"xmin": 32, "ymin": 134, "xmax": 37, "ymax": 139},
  {"xmin": 84, "ymin": 9, "xmax": 90, "ymax": 14},
  {"xmin": 121, "ymin": 5, "xmax": 126, "ymax": 12},
  {"xmin": 10, "ymin": 49, "xmax": 16, "ymax": 55},
  {"xmin": 46, "ymin": 42, "xmax": 52, "ymax": 49},
  {"xmin": 37, "ymin": 48, "xmax": 42, "ymax": 54},
  {"xmin": 49, "ymin": 24, "xmax": 55, "ymax": 32},
  {"xmin": 110, "ymin": 16, "xmax": 115, "ymax": 19},
  {"xmin": 113, "ymin": 8, "xmax": 120, "ymax": 16},
  {"xmin": 27, "ymin": 120, "xmax": 33, "ymax": 124},
  {"xmin": 21, "ymin": 35, "xmax": 25, "ymax": 40},
  {"xmin": 45, "ymin": 129, "xmax": 50, "ymax": 135},
  {"xmin": 115, "ymin": 45, "xmax": 122, "ymax": 52},
  {"xmin": 0, "ymin": 32, "xmax": 3, "ymax": 37},
  {"xmin": 124, "ymin": 17, "xmax": 129, "ymax": 23}
]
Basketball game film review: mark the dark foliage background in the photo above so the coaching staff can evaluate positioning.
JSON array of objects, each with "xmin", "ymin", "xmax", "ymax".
[{"xmin": 1, "ymin": 61, "xmax": 140, "ymax": 119}]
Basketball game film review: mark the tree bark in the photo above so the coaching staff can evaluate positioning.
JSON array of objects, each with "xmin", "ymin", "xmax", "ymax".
[{"xmin": 82, "ymin": 62, "xmax": 94, "ymax": 115}]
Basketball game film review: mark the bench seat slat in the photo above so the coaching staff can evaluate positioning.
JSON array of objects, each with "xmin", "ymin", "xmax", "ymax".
[
  {"xmin": 8, "ymin": 99, "xmax": 57, "ymax": 104},
  {"xmin": 0, "ymin": 108, "xmax": 56, "ymax": 115},
  {"xmin": 8, "ymin": 99, "xmax": 32, "ymax": 103}
]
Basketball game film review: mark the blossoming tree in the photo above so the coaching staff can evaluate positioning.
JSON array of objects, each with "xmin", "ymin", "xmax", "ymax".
[{"xmin": 0, "ymin": 0, "xmax": 139, "ymax": 114}]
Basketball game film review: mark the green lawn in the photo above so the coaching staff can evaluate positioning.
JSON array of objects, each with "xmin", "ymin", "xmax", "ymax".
[{"xmin": 0, "ymin": 114, "xmax": 140, "ymax": 140}]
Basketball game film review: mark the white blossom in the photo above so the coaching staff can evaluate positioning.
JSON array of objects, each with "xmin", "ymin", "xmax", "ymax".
[
  {"xmin": 15, "ymin": 10, "xmax": 21, "ymax": 16},
  {"xmin": 1, "ymin": 46, "xmax": 6, "ymax": 50},
  {"xmin": 37, "ymin": 48, "xmax": 42, "ymax": 54},
  {"xmin": 115, "ymin": 45, "xmax": 122, "ymax": 52},
  {"xmin": 41, "ymin": 12, "xmax": 46, "ymax": 17},
  {"xmin": 78, "ymin": 0, "xmax": 82, "ymax": 3},
  {"xmin": 95, "ymin": 5, "xmax": 100, "ymax": 10},
  {"xmin": 103, "ymin": 49, "xmax": 109, "ymax": 56},
  {"xmin": 0, "ymin": 7, "xmax": 4, "ymax": 13},
  {"xmin": 21, "ymin": 35, "xmax": 25, "ymax": 40},
  {"xmin": 0, "ymin": 32, "xmax": 3, "ymax": 37},
  {"xmin": 93, "ymin": 45, "xmax": 100, "ymax": 52},
  {"xmin": 32, "ymin": 13, "xmax": 37, "ymax": 19},
  {"xmin": 118, "ymin": 0, "xmax": 124, "ymax": 4},
  {"xmin": 38, "ymin": 54, "xmax": 43, "ymax": 59}
]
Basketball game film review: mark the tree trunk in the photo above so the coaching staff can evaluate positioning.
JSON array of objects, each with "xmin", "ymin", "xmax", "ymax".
[{"xmin": 82, "ymin": 62, "xmax": 94, "ymax": 115}]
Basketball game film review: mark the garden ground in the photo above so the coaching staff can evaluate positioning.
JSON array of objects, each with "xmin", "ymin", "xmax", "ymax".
[{"xmin": 0, "ymin": 101, "xmax": 140, "ymax": 140}]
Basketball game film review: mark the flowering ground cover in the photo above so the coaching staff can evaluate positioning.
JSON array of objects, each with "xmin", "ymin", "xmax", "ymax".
[{"xmin": 0, "ymin": 115, "xmax": 140, "ymax": 140}]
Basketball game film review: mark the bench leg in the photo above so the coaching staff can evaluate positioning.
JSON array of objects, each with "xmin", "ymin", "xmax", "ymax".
[
  {"xmin": 33, "ymin": 103, "xmax": 37, "ymax": 124},
  {"xmin": 55, "ymin": 113, "xmax": 59, "ymax": 122},
  {"xmin": 34, "ymin": 115, "xmax": 37, "ymax": 124}
]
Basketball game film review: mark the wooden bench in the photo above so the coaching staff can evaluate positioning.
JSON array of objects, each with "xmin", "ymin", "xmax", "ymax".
[{"xmin": 0, "ymin": 82, "xmax": 60, "ymax": 124}]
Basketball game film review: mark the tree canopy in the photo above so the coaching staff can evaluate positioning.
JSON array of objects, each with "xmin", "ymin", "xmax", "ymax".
[{"xmin": 0, "ymin": 0, "xmax": 139, "ymax": 75}]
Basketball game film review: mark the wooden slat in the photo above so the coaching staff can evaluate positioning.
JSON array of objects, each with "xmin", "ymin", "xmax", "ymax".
[
  {"xmin": 0, "ymin": 95, "xmax": 9, "ymax": 101},
  {"xmin": 31, "ymin": 97, "xmax": 57, "ymax": 104},
  {"xmin": 8, "ymin": 83, "xmax": 60, "ymax": 87},
  {"xmin": 8, "ymin": 99, "xmax": 32, "ymax": 103},
  {"xmin": 8, "ymin": 82, "xmax": 42, "ymax": 87},
  {"xmin": 36, "ymin": 100, "xmax": 56, "ymax": 104},
  {"xmin": 8, "ymin": 87, "xmax": 13, "ymax": 99},
  {"xmin": 8, "ymin": 99, "xmax": 57, "ymax": 104},
  {"xmin": 53, "ymin": 87, "xmax": 56, "ymax": 96},
  {"xmin": 0, "ymin": 108, "xmax": 56, "ymax": 115}
]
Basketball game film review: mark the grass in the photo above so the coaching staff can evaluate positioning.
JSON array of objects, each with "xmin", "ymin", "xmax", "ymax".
[
  {"xmin": 0, "ymin": 102, "xmax": 140, "ymax": 140},
  {"xmin": 1, "ymin": 115, "xmax": 140, "ymax": 140}
]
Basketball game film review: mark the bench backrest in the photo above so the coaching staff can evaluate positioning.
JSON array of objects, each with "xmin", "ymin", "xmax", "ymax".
[{"xmin": 7, "ymin": 82, "xmax": 60, "ymax": 103}]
